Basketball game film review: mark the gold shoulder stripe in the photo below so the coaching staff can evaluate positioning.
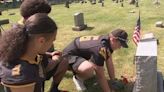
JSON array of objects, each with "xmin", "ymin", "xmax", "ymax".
[
  {"xmin": 99, "ymin": 47, "xmax": 107, "ymax": 60},
  {"xmin": 12, "ymin": 64, "xmax": 21, "ymax": 76},
  {"xmin": 79, "ymin": 36, "xmax": 99, "ymax": 42},
  {"xmin": 1, "ymin": 82, "xmax": 36, "ymax": 88}
]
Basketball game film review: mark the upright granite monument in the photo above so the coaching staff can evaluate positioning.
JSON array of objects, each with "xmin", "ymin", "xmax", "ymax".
[
  {"xmin": 72, "ymin": 12, "xmax": 87, "ymax": 31},
  {"xmin": 133, "ymin": 35, "xmax": 158, "ymax": 92}
]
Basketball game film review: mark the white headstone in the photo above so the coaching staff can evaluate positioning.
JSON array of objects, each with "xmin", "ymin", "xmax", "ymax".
[
  {"xmin": 133, "ymin": 37, "xmax": 157, "ymax": 92},
  {"xmin": 155, "ymin": 21, "xmax": 163, "ymax": 28}
]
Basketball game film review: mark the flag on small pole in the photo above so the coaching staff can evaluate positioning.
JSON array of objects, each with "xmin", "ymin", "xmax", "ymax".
[{"xmin": 133, "ymin": 11, "xmax": 141, "ymax": 46}]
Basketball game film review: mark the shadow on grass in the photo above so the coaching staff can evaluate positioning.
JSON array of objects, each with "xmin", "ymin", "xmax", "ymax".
[
  {"xmin": 84, "ymin": 76, "xmax": 102, "ymax": 92},
  {"xmin": 84, "ymin": 76, "xmax": 134, "ymax": 92},
  {"xmin": 85, "ymin": 26, "xmax": 94, "ymax": 31},
  {"xmin": 65, "ymin": 71, "xmax": 73, "ymax": 78}
]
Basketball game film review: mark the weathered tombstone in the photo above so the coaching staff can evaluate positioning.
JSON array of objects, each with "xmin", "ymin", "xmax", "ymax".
[
  {"xmin": 129, "ymin": 10, "xmax": 135, "ymax": 13},
  {"xmin": 12, "ymin": 0, "xmax": 17, "ymax": 7},
  {"xmin": 157, "ymin": 71, "xmax": 164, "ymax": 92},
  {"xmin": 91, "ymin": 0, "xmax": 96, "ymax": 4},
  {"xmin": 115, "ymin": 0, "xmax": 119, "ymax": 3},
  {"xmin": 72, "ymin": 12, "xmax": 87, "ymax": 31},
  {"xmin": 0, "ymin": 10, "xmax": 2, "ymax": 15},
  {"xmin": 133, "ymin": 35, "xmax": 157, "ymax": 92},
  {"xmin": 155, "ymin": 21, "xmax": 163, "ymax": 28},
  {"xmin": 0, "ymin": 19, "xmax": 9, "ymax": 26},
  {"xmin": 9, "ymin": 13, "xmax": 15, "ymax": 15},
  {"xmin": 101, "ymin": 2, "xmax": 104, "ymax": 7},
  {"xmin": 65, "ymin": 0, "xmax": 70, "ymax": 8},
  {"xmin": 153, "ymin": 0, "xmax": 160, "ymax": 5},
  {"xmin": 135, "ymin": 0, "xmax": 139, "ymax": 7},
  {"xmin": 129, "ymin": 0, "xmax": 135, "ymax": 4},
  {"xmin": 98, "ymin": 0, "xmax": 102, "ymax": 3},
  {"xmin": 121, "ymin": 0, "xmax": 124, "ymax": 7},
  {"xmin": 0, "ymin": 19, "xmax": 9, "ymax": 31}
]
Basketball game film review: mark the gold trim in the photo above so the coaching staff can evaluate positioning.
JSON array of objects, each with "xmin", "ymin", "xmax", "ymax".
[
  {"xmin": 1, "ymin": 82, "xmax": 36, "ymax": 88},
  {"xmin": 20, "ymin": 55, "xmax": 41, "ymax": 65}
]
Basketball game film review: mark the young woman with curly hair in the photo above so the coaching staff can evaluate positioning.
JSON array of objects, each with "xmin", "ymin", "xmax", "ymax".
[{"xmin": 0, "ymin": 13, "xmax": 68, "ymax": 92}]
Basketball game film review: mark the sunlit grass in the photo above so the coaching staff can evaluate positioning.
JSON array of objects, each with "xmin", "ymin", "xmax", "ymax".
[{"xmin": 0, "ymin": 0, "xmax": 164, "ymax": 91}]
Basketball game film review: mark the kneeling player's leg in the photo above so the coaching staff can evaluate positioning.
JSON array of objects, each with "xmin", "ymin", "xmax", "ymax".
[{"xmin": 75, "ymin": 60, "xmax": 95, "ymax": 80}]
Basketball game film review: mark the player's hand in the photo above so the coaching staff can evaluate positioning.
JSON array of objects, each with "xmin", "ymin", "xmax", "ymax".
[
  {"xmin": 51, "ymin": 51, "xmax": 62, "ymax": 61},
  {"xmin": 45, "ymin": 51, "xmax": 62, "ymax": 61}
]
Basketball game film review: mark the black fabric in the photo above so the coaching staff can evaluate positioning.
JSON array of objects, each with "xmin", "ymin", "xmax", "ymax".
[
  {"xmin": 0, "ymin": 61, "xmax": 39, "ymax": 85},
  {"xmin": 70, "ymin": 56, "xmax": 86, "ymax": 71},
  {"xmin": 63, "ymin": 35, "xmax": 113, "ymax": 66},
  {"xmin": 0, "ymin": 54, "xmax": 52, "ymax": 92}
]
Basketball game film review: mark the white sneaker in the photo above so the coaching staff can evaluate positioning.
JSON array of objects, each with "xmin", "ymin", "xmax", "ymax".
[{"xmin": 73, "ymin": 75, "xmax": 86, "ymax": 91}]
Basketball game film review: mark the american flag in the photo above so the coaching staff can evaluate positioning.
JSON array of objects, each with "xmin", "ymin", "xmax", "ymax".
[{"xmin": 133, "ymin": 13, "xmax": 141, "ymax": 46}]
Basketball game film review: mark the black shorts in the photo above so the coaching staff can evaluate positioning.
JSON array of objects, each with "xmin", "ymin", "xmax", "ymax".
[{"xmin": 67, "ymin": 55, "xmax": 86, "ymax": 72}]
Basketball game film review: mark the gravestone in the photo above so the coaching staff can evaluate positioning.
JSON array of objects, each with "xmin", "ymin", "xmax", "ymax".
[
  {"xmin": 101, "ymin": 1, "xmax": 104, "ymax": 7},
  {"xmin": 153, "ymin": 0, "xmax": 160, "ymax": 5},
  {"xmin": 133, "ymin": 35, "xmax": 157, "ymax": 92},
  {"xmin": 0, "ymin": 19, "xmax": 9, "ymax": 26},
  {"xmin": 155, "ymin": 21, "xmax": 163, "ymax": 28},
  {"xmin": 48, "ymin": 0, "xmax": 65, "ymax": 4},
  {"xmin": 129, "ymin": 0, "xmax": 135, "ymax": 4},
  {"xmin": 121, "ymin": 1, "xmax": 124, "ymax": 7},
  {"xmin": 91, "ymin": 0, "xmax": 96, "ymax": 4},
  {"xmin": 157, "ymin": 71, "xmax": 164, "ymax": 92},
  {"xmin": 135, "ymin": 0, "xmax": 139, "ymax": 7},
  {"xmin": 0, "ymin": 19, "xmax": 9, "ymax": 31},
  {"xmin": 116, "ymin": 0, "xmax": 119, "ymax": 3},
  {"xmin": 0, "ymin": 10, "xmax": 2, "ymax": 15},
  {"xmin": 72, "ymin": 12, "xmax": 87, "ymax": 31},
  {"xmin": 65, "ymin": 0, "xmax": 70, "ymax": 8}
]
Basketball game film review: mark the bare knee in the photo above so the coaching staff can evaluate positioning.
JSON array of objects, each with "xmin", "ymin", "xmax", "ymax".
[{"xmin": 77, "ymin": 61, "xmax": 95, "ymax": 78}]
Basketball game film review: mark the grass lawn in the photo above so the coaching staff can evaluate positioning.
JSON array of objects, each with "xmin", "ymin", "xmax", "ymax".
[{"xmin": 0, "ymin": 0, "xmax": 164, "ymax": 91}]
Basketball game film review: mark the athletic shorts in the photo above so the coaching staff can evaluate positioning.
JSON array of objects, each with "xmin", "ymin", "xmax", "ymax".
[{"xmin": 67, "ymin": 55, "xmax": 86, "ymax": 72}]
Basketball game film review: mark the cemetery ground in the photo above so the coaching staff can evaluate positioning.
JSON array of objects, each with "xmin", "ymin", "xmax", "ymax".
[{"xmin": 0, "ymin": 0, "xmax": 164, "ymax": 92}]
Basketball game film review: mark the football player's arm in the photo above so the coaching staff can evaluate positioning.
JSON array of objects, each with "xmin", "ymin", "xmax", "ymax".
[
  {"xmin": 95, "ymin": 65, "xmax": 111, "ymax": 92},
  {"xmin": 45, "ymin": 51, "xmax": 61, "ymax": 71},
  {"xmin": 106, "ymin": 55, "xmax": 115, "ymax": 80}
]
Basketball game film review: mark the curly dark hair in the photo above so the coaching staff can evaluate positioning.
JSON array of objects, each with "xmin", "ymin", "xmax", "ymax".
[
  {"xmin": 0, "ymin": 25, "xmax": 28, "ymax": 63},
  {"xmin": 20, "ymin": 0, "xmax": 51, "ymax": 18},
  {"xmin": 0, "ymin": 13, "xmax": 57, "ymax": 63}
]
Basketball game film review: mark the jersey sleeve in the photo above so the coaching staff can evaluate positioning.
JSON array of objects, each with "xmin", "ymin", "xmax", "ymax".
[{"xmin": 90, "ymin": 46, "xmax": 112, "ymax": 66}]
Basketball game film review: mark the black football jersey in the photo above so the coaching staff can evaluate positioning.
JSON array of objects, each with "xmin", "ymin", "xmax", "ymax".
[{"xmin": 63, "ymin": 35, "xmax": 113, "ymax": 66}]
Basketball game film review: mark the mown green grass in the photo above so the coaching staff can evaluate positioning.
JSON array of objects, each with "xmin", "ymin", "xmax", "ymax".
[{"xmin": 0, "ymin": 0, "xmax": 164, "ymax": 92}]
